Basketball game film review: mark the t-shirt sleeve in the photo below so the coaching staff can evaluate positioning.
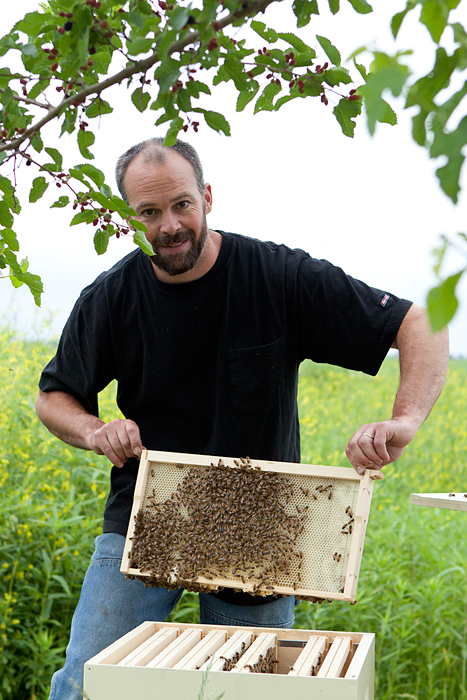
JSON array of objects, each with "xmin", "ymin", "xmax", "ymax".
[
  {"xmin": 39, "ymin": 290, "xmax": 117, "ymax": 416},
  {"xmin": 296, "ymin": 256, "xmax": 413, "ymax": 376}
]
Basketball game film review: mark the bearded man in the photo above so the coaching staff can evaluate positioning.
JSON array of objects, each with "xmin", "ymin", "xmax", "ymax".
[{"xmin": 36, "ymin": 138, "xmax": 449, "ymax": 700}]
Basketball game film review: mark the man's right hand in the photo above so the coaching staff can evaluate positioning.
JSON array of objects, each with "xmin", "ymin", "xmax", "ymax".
[
  {"xmin": 89, "ymin": 419, "xmax": 143, "ymax": 468},
  {"xmin": 36, "ymin": 390, "xmax": 144, "ymax": 469}
]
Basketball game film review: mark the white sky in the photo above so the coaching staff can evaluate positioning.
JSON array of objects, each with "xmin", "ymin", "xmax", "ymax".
[{"xmin": 1, "ymin": 1, "xmax": 466, "ymax": 356}]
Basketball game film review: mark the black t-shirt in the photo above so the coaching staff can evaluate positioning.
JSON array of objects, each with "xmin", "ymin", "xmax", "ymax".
[{"xmin": 40, "ymin": 231, "xmax": 412, "ymax": 603}]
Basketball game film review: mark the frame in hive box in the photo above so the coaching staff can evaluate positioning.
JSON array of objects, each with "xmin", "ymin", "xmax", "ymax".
[
  {"xmin": 84, "ymin": 621, "xmax": 375, "ymax": 700},
  {"xmin": 121, "ymin": 450, "xmax": 382, "ymax": 602}
]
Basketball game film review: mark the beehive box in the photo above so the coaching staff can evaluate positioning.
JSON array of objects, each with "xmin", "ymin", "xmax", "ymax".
[
  {"xmin": 121, "ymin": 450, "xmax": 381, "ymax": 602},
  {"xmin": 84, "ymin": 621, "xmax": 375, "ymax": 700}
]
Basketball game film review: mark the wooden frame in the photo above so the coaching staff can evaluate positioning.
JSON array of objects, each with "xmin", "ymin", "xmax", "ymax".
[
  {"xmin": 84, "ymin": 621, "xmax": 375, "ymax": 700},
  {"xmin": 121, "ymin": 450, "xmax": 381, "ymax": 602},
  {"xmin": 410, "ymin": 492, "xmax": 467, "ymax": 512}
]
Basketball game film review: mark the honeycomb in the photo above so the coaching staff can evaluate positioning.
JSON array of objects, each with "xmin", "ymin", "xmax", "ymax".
[{"xmin": 126, "ymin": 456, "xmax": 363, "ymax": 598}]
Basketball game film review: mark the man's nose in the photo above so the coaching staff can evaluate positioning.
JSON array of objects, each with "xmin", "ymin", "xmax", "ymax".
[{"xmin": 159, "ymin": 209, "xmax": 181, "ymax": 235}]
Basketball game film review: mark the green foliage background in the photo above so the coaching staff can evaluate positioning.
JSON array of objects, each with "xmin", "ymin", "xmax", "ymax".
[{"xmin": 0, "ymin": 331, "xmax": 466, "ymax": 699}]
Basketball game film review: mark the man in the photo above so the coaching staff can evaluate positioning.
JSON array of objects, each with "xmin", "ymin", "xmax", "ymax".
[{"xmin": 36, "ymin": 138, "xmax": 448, "ymax": 699}]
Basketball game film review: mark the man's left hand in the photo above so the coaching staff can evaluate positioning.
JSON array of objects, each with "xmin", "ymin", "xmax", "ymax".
[{"xmin": 345, "ymin": 418, "xmax": 419, "ymax": 475}]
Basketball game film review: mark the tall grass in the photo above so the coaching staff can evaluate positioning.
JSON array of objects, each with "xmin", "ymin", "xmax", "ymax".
[{"xmin": 0, "ymin": 330, "xmax": 466, "ymax": 700}]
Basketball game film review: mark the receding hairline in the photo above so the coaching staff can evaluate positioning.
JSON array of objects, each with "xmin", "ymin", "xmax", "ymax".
[{"xmin": 116, "ymin": 137, "xmax": 206, "ymax": 203}]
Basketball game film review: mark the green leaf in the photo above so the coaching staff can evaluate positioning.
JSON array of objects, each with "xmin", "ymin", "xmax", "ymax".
[
  {"xmin": 293, "ymin": 0, "xmax": 319, "ymax": 28},
  {"xmin": 360, "ymin": 53, "xmax": 409, "ymax": 134},
  {"xmin": 127, "ymin": 36, "xmax": 154, "ymax": 56},
  {"xmin": 75, "ymin": 164, "xmax": 105, "ymax": 189},
  {"xmin": 44, "ymin": 147, "xmax": 63, "ymax": 169},
  {"xmin": 432, "ymin": 235, "xmax": 449, "ymax": 277},
  {"xmin": 1, "ymin": 228, "xmax": 19, "ymax": 252},
  {"xmin": 237, "ymin": 83, "xmax": 260, "ymax": 112},
  {"xmin": 420, "ymin": 0, "xmax": 447, "ymax": 43},
  {"xmin": 427, "ymin": 269, "xmax": 464, "ymax": 332},
  {"xmin": 133, "ymin": 229, "xmax": 154, "ymax": 256},
  {"xmin": 128, "ymin": 218, "xmax": 148, "ymax": 232},
  {"xmin": 346, "ymin": 0, "xmax": 373, "ymax": 14},
  {"xmin": 0, "ymin": 175, "xmax": 14, "ymax": 195},
  {"xmin": 29, "ymin": 177, "xmax": 48, "ymax": 203},
  {"xmin": 328, "ymin": 0, "xmax": 340, "ymax": 14},
  {"xmin": 15, "ymin": 11, "xmax": 48, "ymax": 36},
  {"xmin": 20, "ymin": 271, "xmax": 43, "ymax": 306},
  {"xmin": 163, "ymin": 116, "xmax": 184, "ymax": 146},
  {"xmin": 316, "ymin": 36, "xmax": 341, "ymax": 66},
  {"xmin": 431, "ymin": 115, "xmax": 467, "ymax": 203},
  {"xmin": 100, "ymin": 184, "xmax": 113, "ymax": 199},
  {"xmin": 277, "ymin": 32, "xmax": 312, "ymax": 53},
  {"xmin": 51, "ymin": 196, "xmax": 70, "ymax": 209},
  {"xmin": 86, "ymin": 98, "xmax": 113, "ymax": 118},
  {"xmin": 353, "ymin": 58, "xmax": 367, "ymax": 80},
  {"xmin": 94, "ymin": 228, "xmax": 109, "ymax": 255},
  {"xmin": 31, "ymin": 131, "xmax": 43, "ymax": 154},
  {"xmin": 70, "ymin": 210, "xmax": 98, "ymax": 226},
  {"xmin": 250, "ymin": 21, "xmax": 279, "ymax": 43},
  {"xmin": 323, "ymin": 66, "xmax": 352, "ymax": 86},
  {"xmin": 391, "ymin": 1, "xmax": 416, "ymax": 39},
  {"xmin": 3, "ymin": 248, "xmax": 21, "ymax": 275},
  {"xmin": 254, "ymin": 81, "xmax": 282, "ymax": 113},
  {"xmin": 333, "ymin": 97, "xmax": 362, "ymax": 137},
  {"xmin": 77, "ymin": 130, "xmax": 95, "ymax": 160},
  {"xmin": 201, "ymin": 110, "xmax": 231, "ymax": 135},
  {"xmin": 378, "ymin": 99, "xmax": 397, "ymax": 126},
  {"xmin": 171, "ymin": 6, "xmax": 190, "ymax": 31}
]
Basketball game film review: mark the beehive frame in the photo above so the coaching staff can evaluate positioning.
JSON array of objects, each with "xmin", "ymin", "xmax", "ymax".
[
  {"xmin": 121, "ymin": 450, "xmax": 381, "ymax": 602},
  {"xmin": 84, "ymin": 621, "xmax": 375, "ymax": 700}
]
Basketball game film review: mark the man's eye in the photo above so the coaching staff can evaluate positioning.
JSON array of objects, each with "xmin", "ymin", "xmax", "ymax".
[
  {"xmin": 177, "ymin": 201, "xmax": 189, "ymax": 209},
  {"xmin": 142, "ymin": 209, "xmax": 155, "ymax": 216}
]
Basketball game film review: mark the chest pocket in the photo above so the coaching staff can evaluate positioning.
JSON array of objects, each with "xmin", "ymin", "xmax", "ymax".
[{"xmin": 227, "ymin": 339, "xmax": 285, "ymax": 414}]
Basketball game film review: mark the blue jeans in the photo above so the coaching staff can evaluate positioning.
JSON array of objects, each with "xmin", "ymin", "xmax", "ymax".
[{"xmin": 49, "ymin": 533, "xmax": 296, "ymax": 700}]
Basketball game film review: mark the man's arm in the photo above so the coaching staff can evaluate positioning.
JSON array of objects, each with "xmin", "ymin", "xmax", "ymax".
[
  {"xmin": 345, "ymin": 304, "xmax": 449, "ymax": 475},
  {"xmin": 35, "ymin": 390, "xmax": 143, "ymax": 468}
]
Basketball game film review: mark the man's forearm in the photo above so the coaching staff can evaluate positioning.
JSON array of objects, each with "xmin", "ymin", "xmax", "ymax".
[
  {"xmin": 391, "ymin": 304, "xmax": 449, "ymax": 431},
  {"xmin": 36, "ymin": 390, "xmax": 104, "ymax": 450}
]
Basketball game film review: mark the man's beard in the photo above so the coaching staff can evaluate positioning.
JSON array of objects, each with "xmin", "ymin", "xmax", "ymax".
[{"xmin": 150, "ymin": 216, "xmax": 208, "ymax": 277}]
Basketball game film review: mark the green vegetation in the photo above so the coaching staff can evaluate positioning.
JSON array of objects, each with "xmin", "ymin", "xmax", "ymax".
[{"xmin": 0, "ymin": 331, "xmax": 466, "ymax": 699}]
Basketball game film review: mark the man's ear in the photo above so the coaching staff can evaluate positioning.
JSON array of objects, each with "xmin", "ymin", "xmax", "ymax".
[{"xmin": 204, "ymin": 183, "xmax": 213, "ymax": 215}]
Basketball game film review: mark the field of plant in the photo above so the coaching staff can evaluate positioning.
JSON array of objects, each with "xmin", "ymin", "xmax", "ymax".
[{"xmin": 0, "ymin": 328, "xmax": 466, "ymax": 700}]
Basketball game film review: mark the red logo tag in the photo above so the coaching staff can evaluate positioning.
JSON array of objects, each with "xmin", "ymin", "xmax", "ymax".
[{"xmin": 381, "ymin": 294, "xmax": 390, "ymax": 307}]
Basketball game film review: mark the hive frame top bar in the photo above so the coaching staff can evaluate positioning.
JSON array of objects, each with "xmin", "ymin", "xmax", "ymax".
[
  {"xmin": 410, "ymin": 492, "xmax": 467, "ymax": 512},
  {"xmin": 122, "ymin": 450, "xmax": 381, "ymax": 602}
]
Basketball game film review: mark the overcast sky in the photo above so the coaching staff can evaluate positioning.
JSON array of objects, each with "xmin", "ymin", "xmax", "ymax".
[{"xmin": 1, "ymin": 1, "xmax": 466, "ymax": 356}]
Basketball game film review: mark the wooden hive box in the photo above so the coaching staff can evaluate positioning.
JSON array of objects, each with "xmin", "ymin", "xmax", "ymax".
[
  {"xmin": 121, "ymin": 450, "xmax": 382, "ymax": 602},
  {"xmin": 84, "ymin": 621, "xmax": 375, "ymax": 700}
]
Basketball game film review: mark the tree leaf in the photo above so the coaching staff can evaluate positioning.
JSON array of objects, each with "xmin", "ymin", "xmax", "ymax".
[
  {"xmin": 94, "ymin": 228, "xmax": 109, "ymax": 255},
  {"xmin": 346, "ymin": 0, "xmax": 373, "ymax": 14},
  {"xmin": 1, "ymin": 228, "xmax": 19, "ymax": 252},
  {"xmin": 29, "ymin": 177, "xmax": 49, "ymax": 203},
  {"xmin": 133, "ymin": 229, "xmax": 154, "ymax": 256},
  {"xmin": 333, "ymin": 97, "xmax": 362, "ymax": 137},
  {"xmin": 131, "ymin": 87, "xmax": 151, "ymax": 112},
  {"xmin": 70, "ymin": 210, "xmax": 98, "ymax": 226},
  {"xmin": 293, "ymin": 0, "xmax": 319, "ymax": 28},
  {"xmin": 86, "ymin": 98, "xmax": 113, "ymax": 118},
  {"xmin": 0, "ymin": 175, "xmax": 14, "ymax": 195},
  {"xmin": 328, "ymin": 0, "xmax": 340, "ymax": 14},
  {"xmin": 316, "ymin": 35, "xmax": 341, "ymax": 66},
  {"xmin": 77, "ymin": 130, "xmax": 95, "ymax": 160},
  {"xmin": 237, "ymin": 83, "xmax": 260, "ymax": 112},
  {"xmin": 254, "ymin": 81, "xmax": 282, "ymax": 113},
  {"xmin": 200, "ymin": 110, "xmax": 231, "ymax": 135},
  {"xmin": 44, "ymin": 147, "xmax": 63, "ymax": 169},
  {"xmin": 0, "ymin": 201, "xmax": 14, "ymax": 227},
  {"xmin": 420, "ymin": 0, "xmax": 447, "ymax": 43},
  {"xmin": 74, "ymin": 164, "xmax": 105, "ymax": 188},
  {"xmin": 50, "ymin": 196, "xmax": 70, "ymax": 209},
  {"xmin": 427, "ymin": 269, "xmax": 464, "ymax": 332},
  {"xmin": 250, "ymin": 21, "xmax": 279, "ymax": 43},
  {"xmin": 431, "ymin": 115, "xmax": 467, "ymax": 203},
  {"xmin": 378, "ymin": 99, "xmax": 397, "ymax": 126}
]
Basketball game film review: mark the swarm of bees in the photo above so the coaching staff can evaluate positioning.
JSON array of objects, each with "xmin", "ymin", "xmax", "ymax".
[
  {"xmin": 246, "ymin": 647, "xmax": 277, "ymax": 674},
  {"xmin": 129, "ymin": 458, "xmax": 309, "ymax": 595},
  {"xmin": 221, "ymin": 642, "xmax": 248, "ymax": 672}
]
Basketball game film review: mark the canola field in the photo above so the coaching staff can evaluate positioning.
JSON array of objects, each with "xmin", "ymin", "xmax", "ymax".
[{"xmin": 0, "ymin": 328, "xmax": 466, "ymax": 700}]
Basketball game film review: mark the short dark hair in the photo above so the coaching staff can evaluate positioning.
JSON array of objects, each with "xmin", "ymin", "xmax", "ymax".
[{"xmin": 115, "ymin": 138, "xmax": 205, "ymax": 203}]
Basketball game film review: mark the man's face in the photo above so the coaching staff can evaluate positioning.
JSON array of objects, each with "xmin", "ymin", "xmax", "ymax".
[{"xmin": 124, "ymin": 151, "xmax": 212, "ymax": 277}]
